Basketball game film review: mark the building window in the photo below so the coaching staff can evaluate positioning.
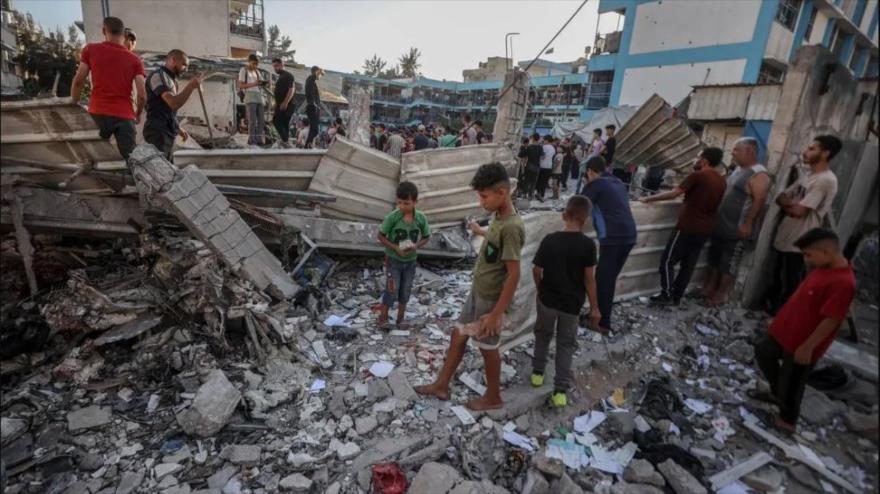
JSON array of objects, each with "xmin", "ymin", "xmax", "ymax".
[
  {"xmin": 867, "ymin": 56, "xmax": 879, "ymax": 77},
  {"xmin": 775, "ymin": 0, "xmax": 802, "ymax": 31},
  {"xmin": 803, "ymin": 7, "xmax": 817, "ymax": 40},
  {"xmin": 230, "ymin": 0, "xmax": 264, "ymax": 39},
  {"xmin": 757, "ymin": 62, "xmax": 786, "ymax": 84}
]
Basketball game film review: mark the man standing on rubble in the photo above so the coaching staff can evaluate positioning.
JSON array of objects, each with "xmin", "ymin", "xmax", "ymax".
[
  {"xmin": 143, "ymin": 50, "xmax": 202, "ymax": 161},
  {"xmin": 768, "ymin": 135, "xmax": 841, "ymax": 313},
  {"xmin": 703, "ymin": 138, "xmax": 771, "ymax": 306},
  {"xmin": 239, "ymin": 54, "xmax": 268, "ymax": 146},
  {"xmin": 580, "ymin": 156, "xmax": 636, "ymax": 333},
  {"xmin": 641, "ymin": 147, "xmax": 726, "ymax": 306},
  {"xmin": 754, "ymin": 228, "xmax": 854, "ymax": 434},
  {"xmin": 305, "ymin": 66, "xmax": 323, "ymax": 148},
  {"xmin": 271, "ymin": 58, "xmax": 295, "ymax": 148},
  {"xmin": 70, "ymin": 16, "xmax": 145, "ymax": 169}
]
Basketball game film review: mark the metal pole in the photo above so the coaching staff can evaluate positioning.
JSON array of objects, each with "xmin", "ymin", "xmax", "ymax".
[{"xmin": 197, "ymin": 86, "xmax": 214, "ymax": 143}]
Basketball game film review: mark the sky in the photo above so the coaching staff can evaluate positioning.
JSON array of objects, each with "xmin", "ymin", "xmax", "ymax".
[{"xmin": 15, "ymin": 0, "xmax": 622, "ymax": 81}]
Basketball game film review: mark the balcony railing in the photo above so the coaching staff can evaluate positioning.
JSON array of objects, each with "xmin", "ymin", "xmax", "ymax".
[{"xmin": 230, "ymin": 0, "xmax": 264, "ymax": 39}]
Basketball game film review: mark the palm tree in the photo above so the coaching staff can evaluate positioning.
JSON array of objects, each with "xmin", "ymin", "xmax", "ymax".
[
  {"xmin": 362, "ymin": 54, "xmax": 388, "ymax": 77},
  {"xmin": 398, "ymin": 47, "xmax": 422, "ymax": 79}
]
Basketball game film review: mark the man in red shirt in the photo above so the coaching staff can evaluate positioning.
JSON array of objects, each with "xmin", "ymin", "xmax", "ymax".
[
  {"xmin": 641, "ymin": 147, "xmax": 727, "ymax": 306},
  {"xmin": 754, "ymin": 228, "xmax": 855, "ymax": 433},
  {"xmin": 70, "ymin": 16, "xmax": 146, "ymax": 168}
]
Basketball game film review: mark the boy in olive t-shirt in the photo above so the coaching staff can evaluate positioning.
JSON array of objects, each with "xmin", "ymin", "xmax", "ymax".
[
  {"xmin": 415, "ymin": 163, "xmax": 525, "ymax": 411},
  {"xmin": 377, "ymin": 182, "xmax": 431, "ymax": 325}
]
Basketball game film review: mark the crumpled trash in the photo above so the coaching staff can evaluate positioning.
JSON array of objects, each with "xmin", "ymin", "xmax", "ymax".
[
  {"xmin": 639, "ymin": 377, "xmax": 686, "ymax": 423},
  {"xmin": 371, "ymin": 463, "xmax": 407, "ymax": 494}
]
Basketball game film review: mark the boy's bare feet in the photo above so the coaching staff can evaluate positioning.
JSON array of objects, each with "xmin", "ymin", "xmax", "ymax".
[
  {"xmin": 414, "ymin": 383, "xmax": 449, "ymax": 401},
  {"xmin": 466, "ymin": 395, "xmax": 503, "ymax": 411}
]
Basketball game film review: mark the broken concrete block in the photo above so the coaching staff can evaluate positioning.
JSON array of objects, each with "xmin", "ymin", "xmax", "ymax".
[
  {"xmin": 154, "ymin": 463, "xmax": 183, "ymax": 480},
  {"xmin": 409, "ymin": 462, "xmax": 460, "ymax": 494},
  {"xmin": 449, "ymin": 480, "xmax": 510, "ymax": 494},
  {"xmin": 354, "ymin": 415, "xmax": 378, "ymax": 435},
  {"xmin": 116, "ymin": 469, "xmax": 145, "ymax": 494},
  {"xmin": 725, "ymin": 339, "xmax": 754, "ymax": 362},
  {"xmin": 220, "ymin": 444, "xmax": 261, "ymax": 464},
  {"xmin": 533, "ymin": 450, "xmax": 565, "ymax": 479},
  {"xmin": 387, "ymin": 369, "xmax": 417, "ymax": 401},
  {"xmin": 329, "ymin": 438, "xmax": 361, "ymax": 460},
  {"xmin": 129, "ymin": 145, "xmax": 299, "ymax": 299},
  {"xmin": 658, "ymin": 459, "xmax": 707, "ymax": 494},
  {"xmin": 279, "ymin": 473, "xmax": 312, "ymax": 492},
  {"xmin": 207, "ymin": 465, "xmax": 237, "ymax": 489},
  {"xmin": 624, "ymin": 459, "xmax": 665, "ymax": 487},
  {"xmin": 549, "ymin": 473, "xmax": 584, "ymax": 494},
  {"xmin": 1, "ymin": 418, "xmax": 27, "ymax": 441},
  {"xmin": 844, "ymin": 408, "xmax": 879, "ymax": 439},
  {"xmin": 176, "ymin": 369, "xmax": 241, "ymax": 437},
  {"xmin": 611, "ymin": 482, "xmax": 664, "ymax": 494},
  {"xmin": 521, "ymin": 469, "xmax": 550, "ymax": 494},
  {"xmin": 800, "ymin": 388, "xmax": 847, "ymax": 424},
  {"xmin": 67, "ymin": 406, "xmax": 112, "ymax": 431},
  {"xmin": 742, "ymin": 466, "xmax": 784, "ymax": 492}
]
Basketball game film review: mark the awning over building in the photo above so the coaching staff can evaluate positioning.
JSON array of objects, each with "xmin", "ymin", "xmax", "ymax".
[{"xmin": 688, "ymin": 83, "xmax": 782, "ymax": 122}]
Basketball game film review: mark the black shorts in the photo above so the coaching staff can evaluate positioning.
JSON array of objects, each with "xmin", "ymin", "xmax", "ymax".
[{"xmin": 708, "ymin": 235, "xmax": 749, "ymax": 276}]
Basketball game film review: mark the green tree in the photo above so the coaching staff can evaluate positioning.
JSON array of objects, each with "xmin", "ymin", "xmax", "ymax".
[
  {"xmin": 380, "ymin": 66, "xmax": 401, "ymax": 79},
  {"xmin": 267, "ymin": 24, "xmax": 295, "ymax": 62},
  {"xmin": 398, "ymin": 47, "xmax": 422, "ymax": 78},
  {"xmin": 362, "ymin": 54, "xmax": 387, "ymax": 77},
  {"xmin": 13, "ymin": 12, "xmax": 81, "ymax": 97}
]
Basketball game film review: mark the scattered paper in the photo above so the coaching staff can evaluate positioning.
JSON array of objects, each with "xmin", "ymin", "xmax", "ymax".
[
  {"xmin": 546, "ymin": 439, "xmax": 590, "ymax": 470},
  {"xmin": 147, "ymin": 394, "xmax": 160, "ymax": 413},
  {"xmin": 450, "ymin": 405, "xmax": 476, "ymax": 425},
  {"xmin": 503, "ymin": 421, "xmax": 517, "ymax": 432},
  {"xmin": 712, "ymin": 416, "xmax": 735, "ymax": 443},
  {"xmin": 459, "ymin": 374, "xmax": 487, "ymax": 396},
  {"xmin": 668, "ymin": 423, "xmax": 681, "ymax": 436},
  {"xmin": 309, "ymin": 379, "xmax": 326, "ymax": 393},
  {"xmin": 590, "ymin": 442, "xmax": 637, "ymax": 475},
  {"xmin": 369, "ymin": 361, "xmax": 395, "ymax": 378},
  {"xmin": 695, "ymin": 323, "xmax": 719, "ymax": 336},
  {"xmin": 684, "ymin": 398, "xmax": 713, "ymax": 414},
  {"xmin": 323, "ymin": 314, "xmax": 351, "ymax": 327},
  {"xmin": 634, "ymin": 415, "xmax": 652, "ymax": 433},
  {"xmin": 389, "ymin": 330, "xmax": 410, "ymax": 337},
  {"xmin": 662, "ymin": 362, "xmax": 674, "ymax": 373},
  {"xmin": 574, "ymin": 432, "xmax": 598, "ymax": 446},
  {"xmin": 573, "ymin": 410, "xmax": 606, "ymax": 434},
  {"xmin": 503, "ymin": 430, "xmax": 536, "ymax": 452}
]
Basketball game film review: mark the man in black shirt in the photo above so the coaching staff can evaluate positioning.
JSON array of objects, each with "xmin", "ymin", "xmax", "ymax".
[
  {"xmin": 530, "ymin": 195, "xmax": 599, "ymax": 407},
  {"xmin": 305, "ymin": 65, "xmax": 323, "ymax": 148},
  {"xmin": 271, "ymin": 58, "xmax": 295, "ymax": 147},
  {"xmin": 603, "ymin": 124, "xmax": 617, "ymax": 167},
  {"xmin": 517, "ymin": 133, "xmax": 543, "ymax": 199},
  {"xmin": 376, "ymin": 124, "xmax": 388, "ymax": 151},
  {"xmin": 144, "ymin": 49, "xmax": 201, "ymax": 161}
]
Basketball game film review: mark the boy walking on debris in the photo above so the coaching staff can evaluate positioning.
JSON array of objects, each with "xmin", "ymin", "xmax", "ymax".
[
  {"xmin": 530, "ymin": 196, "xmax": 599, "ymax": 408},
  {"xmin": 754, "ymin": 228, "xmax": 855, "ymax": 434},
  {"xmin": 416, "ymin": 163, "xmax": 525, "ymax": 411},
  {"xmin": 377, "ymin": 182, "xmax": 431, "ymax": 326}
]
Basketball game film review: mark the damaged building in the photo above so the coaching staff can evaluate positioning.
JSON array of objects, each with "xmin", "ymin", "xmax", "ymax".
[{"xmin": 0, "ymin": 25, "xmax": 878, "ymax": 494}]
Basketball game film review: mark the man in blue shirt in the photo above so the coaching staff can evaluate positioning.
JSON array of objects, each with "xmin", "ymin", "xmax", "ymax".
[{"xmin": 580, "ymin": 156, "xmax": 637, "ymax": 332}]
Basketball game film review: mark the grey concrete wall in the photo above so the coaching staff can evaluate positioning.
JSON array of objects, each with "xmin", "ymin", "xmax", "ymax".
[
  {"xmin": 492, "ymin": 69, "xmax": 530, "ymax": 151},
  {"xmin": 742, "ymin": 46, "xmax": 880, "ymax": 308},
  {"xmin": 401, "ymin": 144, "xmax": 518, "ymax": 228}
]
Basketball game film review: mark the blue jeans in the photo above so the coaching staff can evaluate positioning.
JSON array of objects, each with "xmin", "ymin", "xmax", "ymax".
[{"xmin": 382, "ymin": 258, "xmax": 416, "ymax": 307}]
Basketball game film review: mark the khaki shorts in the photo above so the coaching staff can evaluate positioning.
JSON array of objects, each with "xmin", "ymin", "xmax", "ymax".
[{"xmin": 458, "ymin": 291, "xmax": 511, "ymax": 350}]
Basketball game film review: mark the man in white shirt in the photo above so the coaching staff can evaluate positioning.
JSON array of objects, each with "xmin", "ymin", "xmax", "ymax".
[{"xmin": 536, "ymin": 135, "xmax": 556, "ymax": 201}]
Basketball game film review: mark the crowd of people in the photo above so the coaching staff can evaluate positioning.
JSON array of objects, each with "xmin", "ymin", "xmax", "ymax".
[
  {"xmin": 377, "ymin": 133, "xmax": 852, "ymax": 435},
  {"xmin": 73, "ymin": 16, "xmax": 854, "ymax": 433}
]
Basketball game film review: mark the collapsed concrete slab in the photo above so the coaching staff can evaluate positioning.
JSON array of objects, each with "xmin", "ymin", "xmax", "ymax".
[
  {"xmin": 307, "ymin": 136, "xmax": 400, "ymax": 222},
  {"xmin": 129, "ymin": 144, "xmax": 299, "ymax": 299},
  {"xmin": 492, "ymin": 68, "xmax": 531, "ymax": 150},
  {"xmin": 401, "ymin": 144, "xmax": 518, "ymax": 228}
]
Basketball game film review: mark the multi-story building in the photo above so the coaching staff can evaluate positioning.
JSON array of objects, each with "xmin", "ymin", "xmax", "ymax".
[
  {"xmin": 0, "ymin": 0, "xmax": 22, "ymax": 94},
  {"xmin": 585, "ymin": 0, "xmax": 878, "ymax": 114},
  {"xmin": 80, "ymin": 0, "xmax": 265, "ymax": 57},
  {"xmin": 339, "ymin": 71, "xmax": 594, "ymax": 129}
]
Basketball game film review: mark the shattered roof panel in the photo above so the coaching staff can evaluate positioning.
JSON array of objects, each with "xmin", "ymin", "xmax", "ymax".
[{"xmin": 614, "ymin": 94, "xmax": 704, "ymax": 172}]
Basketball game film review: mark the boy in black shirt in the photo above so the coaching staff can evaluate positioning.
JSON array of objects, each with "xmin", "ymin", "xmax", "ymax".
[{"xmin": 530, "ymin": 195, "xmax": 599, "ymax": 407}]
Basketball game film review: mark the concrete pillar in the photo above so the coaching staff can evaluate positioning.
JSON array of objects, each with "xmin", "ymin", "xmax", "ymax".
[
  {"xmin": 129, "ymin": 144, "xmax": 300, "ymax": 300},
  {"xmin": 492, "ymin": 69, "xmax": 530, "ymax": 151},
  {"xmin": 345, "ymin": 87, "xmax": 372, "ymax": 146}
]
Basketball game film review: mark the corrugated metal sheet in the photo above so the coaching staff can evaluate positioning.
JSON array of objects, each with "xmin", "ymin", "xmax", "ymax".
[
  {"xmin": 688, "ymin": 84, "xmax": 781, "ymax": 121},
  {"xmin": 401, "ymin": 144, "xmax": 517, "ymax": 228},
  {"xmin": 307, "ymin": 136, "xmax": 400, "ymax": 222},
  {"xmin": 614, "ymin": 94, "xmax": 704, "ymax": 172},
  {"xmin": 499, "ymin": 201, "xmax": 701, "ymax": 351}
]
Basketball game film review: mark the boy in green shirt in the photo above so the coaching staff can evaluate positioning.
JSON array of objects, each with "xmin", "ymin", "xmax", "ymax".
[
  {"xmin": 415, "ymin": 163, "xmax": 525, "ymax": 411},
  {"xmin": 377, "ymin": 181, "xmax": 431, "ymax": 325}
]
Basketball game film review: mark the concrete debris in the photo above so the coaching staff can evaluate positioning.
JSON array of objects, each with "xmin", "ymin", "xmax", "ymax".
[
  {"xmin": 176, "ymin": 369, "xmax": 242, "ymax": 437},
  {"xmin": 742, "ymin": 465, "xmax": 784, "ymax": 492},
  {"xmin": 129, "ymin": 144, "xmax": 299, "ymax": 299},
  {"xmin": 67, "ymin": 406, "xmax": 112, "ymax": 432},
  {"xmin": 624, "ymin": 459, "xmax": 665, "ymax": 487},
  {"xmin": 549, "ymin": 473, "xmax": 584, "ymax": 494},
  {"xmin": 409, "ymin": 462, "xmax": 461, "ymax": 494},
  {"xmin": 658, "ymin": 459, "xmax": 708, "ymax": 494},
  {"xmin": 278, "ymin": 472, "xmax": 312, "ymax": 492},
  {"xmin": 800, "ymin": 387, "xmax": 848, "ymax": 424}
]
